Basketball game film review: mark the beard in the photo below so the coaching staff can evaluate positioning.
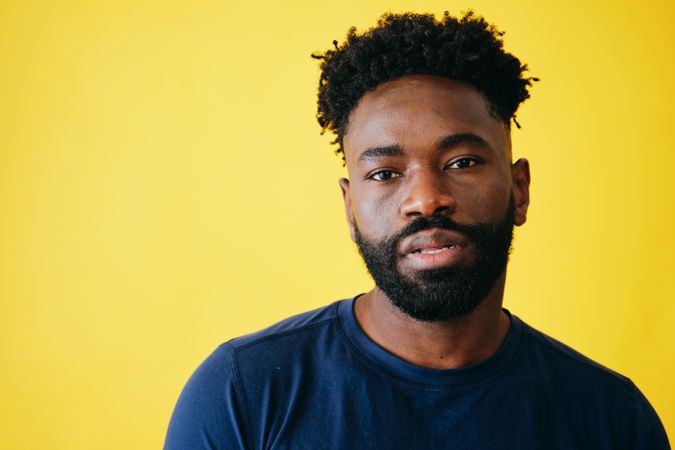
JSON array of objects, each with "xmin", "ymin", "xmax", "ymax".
[{"xmin": 354, "ymin": 195, "xmax": 516, "ymax": 322}]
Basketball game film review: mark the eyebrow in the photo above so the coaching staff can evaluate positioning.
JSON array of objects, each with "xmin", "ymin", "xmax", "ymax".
[
  {"xmin": 358, "ymin": 144, "xmax": 404, "ymax": 162},
  {"xmin": 357, "ymin": 133, "xmax": 488, "ymax": 163},
  {"xmin": 436, "ymin": 133, "xmax": 488, "ymax": 150}
]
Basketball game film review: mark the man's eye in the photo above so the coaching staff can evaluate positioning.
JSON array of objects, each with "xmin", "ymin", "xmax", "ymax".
[
  {"xmin": 447, "ymin": 158, "xmax": 479, "ymax": 169},
  {"xmin": 369, "ymin": 170, "xmax": 400, "ymax": 181}
]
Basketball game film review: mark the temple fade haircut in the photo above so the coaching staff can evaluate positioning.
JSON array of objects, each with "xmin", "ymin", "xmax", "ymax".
[{"xmin": 312, "ymin": 11, "xmax": 538, "ymax": 160}]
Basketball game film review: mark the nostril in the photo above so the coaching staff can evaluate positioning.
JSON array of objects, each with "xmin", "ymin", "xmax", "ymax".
[
  {"xmin": 401, "ymin": 195, "xmax": 455, "ymax": 218},
  {"xmin": 433, "ymin": 205, "xmax": 452, "ymax": 216}
]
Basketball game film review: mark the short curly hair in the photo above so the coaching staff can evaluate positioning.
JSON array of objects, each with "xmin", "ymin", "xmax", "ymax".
[{"xmin": 312, "ymin": 11, "xmax": 538, "ymax": 160}]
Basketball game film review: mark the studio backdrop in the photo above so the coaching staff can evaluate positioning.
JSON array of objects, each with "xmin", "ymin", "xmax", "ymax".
[{"xmin": 1, "ymin": 0, "xmax": 673, "ymax": 448}]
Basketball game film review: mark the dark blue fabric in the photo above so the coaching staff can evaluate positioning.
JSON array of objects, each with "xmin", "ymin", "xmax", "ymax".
[{"xmin": 165, "ymin": 298, "xmax": 670, "ymax": 449}]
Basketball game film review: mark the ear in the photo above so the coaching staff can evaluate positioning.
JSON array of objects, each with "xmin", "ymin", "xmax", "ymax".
[
  {"xmin": 338, "ymin": 178, "xmax": 356, "ymax": 242},
  {"xmin": 511, "ymin": 158, "xmax": 531, "ymax": 227}
]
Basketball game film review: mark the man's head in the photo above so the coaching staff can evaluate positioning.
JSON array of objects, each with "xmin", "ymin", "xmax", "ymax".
[
  {"xmin": 314, "ymin": 12, "xmax": 533, "ymax": 321},
  {"xmin": 313, "ymin": 11, "xmax": 537, "ymax": 160}
]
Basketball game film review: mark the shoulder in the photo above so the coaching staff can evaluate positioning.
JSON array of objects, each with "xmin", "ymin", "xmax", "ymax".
[
  {"xmin": 226, "ymin": 300, "xmax": 351, "ymax": 382},
  {"xmin": 515, "ymin": 317, "xmax": 670, "ymax": 449},
  {"xmin": 519, "ymin": 319, "xmax": 631, "ymax": 387},
  {"xmin": 163, "ymin": 343, "xmax": 250, "ymax": 449},
  {"xmin": 228, "ymin": 300, "xmax": 342, "ymax": 351},
  {"xmin": 517, "ymin": 318, "xmax": 647, "ymax": 406},
  {"xmin": 164, "ymin": 300, "xmax": 348, "ymax": 449}
]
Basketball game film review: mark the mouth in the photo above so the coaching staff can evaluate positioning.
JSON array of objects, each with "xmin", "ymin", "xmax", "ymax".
[
  {"xmin": 411, "ymin": 244, "xmax": 459, "ymax": 255},
  {"xmin": 400, "ymin": 229, "xmax": 468, "ymax": 271},
  {"xmin": 400, "ymin": 228, "xmax": 466, "ymax": 256}
]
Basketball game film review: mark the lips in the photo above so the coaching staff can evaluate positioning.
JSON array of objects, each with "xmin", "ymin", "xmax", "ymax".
[
  {"xmin": 399, "ymin": 229, "xmax": 467, "ymax": 256},
  {"xmin": 399, "ymin": 229, "xmax": 468, "ymax": 271}
]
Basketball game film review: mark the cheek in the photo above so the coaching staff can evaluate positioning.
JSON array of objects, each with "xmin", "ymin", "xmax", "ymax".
[
  {"xmin": 351, "ymin": 188, "xmax": 400, "ymax": 237},
  {"xmin": 456, "ymin": 181, "xmax": 511, "ymax": 222}
]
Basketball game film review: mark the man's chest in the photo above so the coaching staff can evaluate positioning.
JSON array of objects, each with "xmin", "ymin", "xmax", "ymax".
[{"xmin": 247, "ymin": 376, "xmax": 603, "ymax": 450}]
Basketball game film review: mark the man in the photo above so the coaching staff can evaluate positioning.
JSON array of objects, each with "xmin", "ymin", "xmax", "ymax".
[{"xmin": 165, "ymin": 12, "xmax": 670, "ymax": 449}]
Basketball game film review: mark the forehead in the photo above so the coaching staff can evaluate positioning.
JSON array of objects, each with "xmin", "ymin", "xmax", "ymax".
[{"xmin": 343, "ymin": 75, "xmax": 509, "ymax": 163}]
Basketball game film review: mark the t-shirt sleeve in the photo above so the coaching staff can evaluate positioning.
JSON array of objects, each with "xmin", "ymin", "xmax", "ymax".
[
  {"xmin": 630, "ymin": 381, "xmax": 671, "ymax": 450},
  {"xmin": 164, "ymin": 343, "xmax": 251, "ymax": 450}
]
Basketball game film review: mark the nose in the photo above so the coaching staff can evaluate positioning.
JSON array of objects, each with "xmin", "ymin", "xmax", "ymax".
[{"xmin": 399, "ymin": 169, "xmax": 455, "ymax": 218}]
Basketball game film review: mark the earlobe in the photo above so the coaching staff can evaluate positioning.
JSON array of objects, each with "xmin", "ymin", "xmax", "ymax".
[
  {"xmin": 511, "ymin": 158, "xmax": 531, "ymax": 227},
  {"xmin": 338, "ymin": 178, "xmax": 357, "ymax": 242}
]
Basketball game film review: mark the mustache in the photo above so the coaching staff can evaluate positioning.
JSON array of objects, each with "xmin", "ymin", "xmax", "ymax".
[
  {"xmin": 388, "ymin": 214, "xmax": 484, "ymax": 245},
  {"xmin": 386, "ymin": 195, "xmax": 517, "ymax": 248}
]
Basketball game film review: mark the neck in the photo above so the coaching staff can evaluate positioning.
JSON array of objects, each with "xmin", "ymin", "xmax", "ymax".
[{"xmin": 353, "ymin": 276, "xmax": 510, "ymax": 370}]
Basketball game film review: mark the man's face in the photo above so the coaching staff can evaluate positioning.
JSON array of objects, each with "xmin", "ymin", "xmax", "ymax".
[{"xmin": 339, "ymin": 75, "xmax": 530, "ymax": 321}]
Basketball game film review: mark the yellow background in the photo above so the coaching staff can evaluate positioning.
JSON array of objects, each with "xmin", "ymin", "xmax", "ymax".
[{"xmin": 1, "ymin": 0, "xmax": 673, "ymax": 448}]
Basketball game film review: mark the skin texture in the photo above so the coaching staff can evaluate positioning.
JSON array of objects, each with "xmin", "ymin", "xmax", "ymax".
[{"xmin": 339, "ymin": 75, "xmax": 531, "ymax": 369}]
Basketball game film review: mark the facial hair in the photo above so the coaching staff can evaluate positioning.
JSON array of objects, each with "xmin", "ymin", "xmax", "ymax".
[{"xmin": 354, "ymin": 194, "xmax": 516, "ymax": 322}]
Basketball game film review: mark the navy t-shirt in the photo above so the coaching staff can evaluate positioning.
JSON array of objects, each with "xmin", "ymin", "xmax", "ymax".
[{"xmin": 164, "ymin": 298, "xmax": 670, "ymax": 449}]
